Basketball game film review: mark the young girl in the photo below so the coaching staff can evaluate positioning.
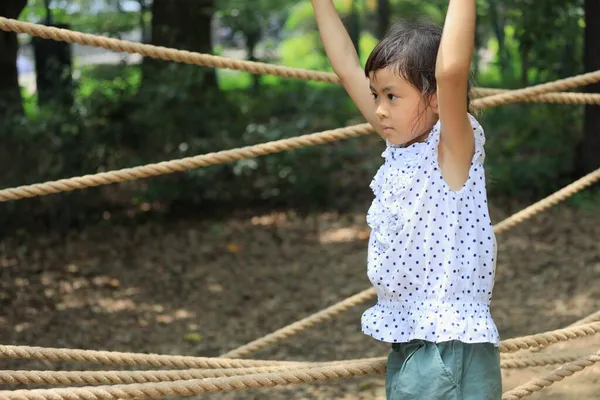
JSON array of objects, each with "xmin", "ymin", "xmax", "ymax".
[{"xmin": 311, "ymin": 1, "xmax": 502, "ymax": 399}]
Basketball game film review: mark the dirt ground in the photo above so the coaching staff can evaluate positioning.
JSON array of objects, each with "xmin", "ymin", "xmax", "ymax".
[{"xmin": 2, "ymin": 200, "xmax": 600, "ymax": 399}]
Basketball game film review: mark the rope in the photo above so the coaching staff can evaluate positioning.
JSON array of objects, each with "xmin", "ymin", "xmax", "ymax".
[
  {"xmin": 0, "ymin": 345, "xmax": 302, "ymax": 369},
  {"xmin": 220, "ymin": 170, "xmax": 600, "ymax": 358},
  {"xmin": 0, "ymin": 124, "xmax": 373, "ymax": 202},
  {"xmin": 472, "ymin": 88, "xmax": 600, "ymax": 105},
  {"xmin": 498, "ymin": 322, "xmax": 600, "ymax": 353},
  {"xmin": 0, "ymin": 358, "xmax": 385, "ymax": 386},
  {"xmin": 501, "ymin": 349, "xmax": 600, "ymax": 400},
  {"xmin": 493, "ymin": 167, "xmax": 600, "ymax": 234},
  {"xmin": 471, "ymin": 70, "xmax": 600, "ymax": 108},
  {"xmin": 500, "ymin": 350, "xmax": 589, "ymax": 369},
  {"xmin": 0, "ymin": 18, "xmax": 339, "ymax": 84},
  {"xmin": 220, "ymin": 287, "xmax": 377, "ymax": 358},
  {"xmin": 3, "ymin": 349, "xmax": 588, "ymax": 387},
  {"xmin": 5, "ymin": 16, "xmax": 600, "ymax": 106},
  {"xmin": 0, "ymin": 360, "xmax": 386, "ymax": 400}
]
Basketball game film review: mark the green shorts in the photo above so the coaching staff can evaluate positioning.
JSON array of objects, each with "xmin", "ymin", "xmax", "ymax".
[{"xmin": 386, "ymin": 340, "xmax": 502, "ymax": 400}]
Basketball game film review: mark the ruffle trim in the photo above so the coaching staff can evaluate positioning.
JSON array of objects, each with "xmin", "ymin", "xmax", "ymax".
[{"xmin": 361, "ymin": 300, "xmax": 499, "ymax": 345}]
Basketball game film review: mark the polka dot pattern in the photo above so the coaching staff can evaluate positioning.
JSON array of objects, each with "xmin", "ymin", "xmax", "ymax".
[{"xmin": 361, "ymin": 114, "xmax": 500, "ymax": 345}]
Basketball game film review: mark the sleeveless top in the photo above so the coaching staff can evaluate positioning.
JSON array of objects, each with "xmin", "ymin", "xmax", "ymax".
[{"xmin": 361, "ymin": 114, "xmax": 500, "ymax": 345}]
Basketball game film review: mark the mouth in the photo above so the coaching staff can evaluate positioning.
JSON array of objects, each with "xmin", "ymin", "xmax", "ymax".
[{"xmin": 381, "ymin": 125, "xmax": 394, "ymax": 131}]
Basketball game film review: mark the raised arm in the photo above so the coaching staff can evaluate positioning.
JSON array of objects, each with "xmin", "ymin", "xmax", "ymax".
[
  {"xmin": 311, "ymin": 0, "xmax": 382, "ymax": 136},
  {"xmin": 435, "ymin": 0, "xmax": 476, "ymax": 189}
]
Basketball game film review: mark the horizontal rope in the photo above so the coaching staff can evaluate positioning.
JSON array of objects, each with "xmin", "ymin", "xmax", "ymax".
[
  {"xmin": 0, "ymin": 360, "xmax": 385, "ymax": 400},
  {"xmin": 472, "ymin": 88, "xmax": 600, "ymax": 105},
  {"xmin": 471, "ymin": 70, "xmax": 600, "ymax": 109},
  {"xmin": 0, "ymin": 124, "xmax": 373, "ymax": 202},
  {"xmin": 502, "ymin": 349, "xmax": 600, "ymax": 400},
  {"xmin": 3, "ymin": 348, "xmax": 588, "ymax": 387},
  {"xmin": 0, "ymin": 345, "xmax": 302, "ymax": 369},
  {"xmin": 0, "ymin": 357, "xmax": 385, "ymax": 386},
  {"xmin": 498, "ymin": 322, "xmax": 600, "ymax": 353},
  {"xmin": 4, "ymin": 16, "xmax": 600, "ymax": 106},
  {"xmin": 0, "ymin": 18, "xmax": 340, "ymax": 84}
]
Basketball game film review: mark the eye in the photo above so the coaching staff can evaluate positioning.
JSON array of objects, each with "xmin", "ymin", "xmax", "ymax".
[
  {"xmin": 387, "ymin": 94, "xmax": 398, "ymax": 101},
  {"xmin": 371, "ymin": 92, "xmax": 379, "ymax": 100}
]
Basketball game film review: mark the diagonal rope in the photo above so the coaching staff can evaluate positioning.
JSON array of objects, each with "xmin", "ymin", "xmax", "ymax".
[
  {"xmin": 472, "ymin": 88, "xmax": 600, "ymax": 105},
  {"xmin": 0, "ymin": 360, "xmax": 386, "ymax": 400},
  {"xmin": 0, "ymin": 18, "xmax": 340, "ymax": 84},
  {"xmin": 0, "ymin": 124, "xmax": 373, "ymax": 202},
  {"xmin": 1, "ymin": 17, "xmax": 599, "ymax": 104},
  {"xmin": 220, "ymin": 168, "xmax": 600, "ymax": 358},
  {"xmin": 501, "ymin": 348, "xmax": 600, "ymax": 400}
]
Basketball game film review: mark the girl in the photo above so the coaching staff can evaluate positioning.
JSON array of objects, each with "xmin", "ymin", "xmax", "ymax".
[{"xmin": 310, "ymin": 1, "xmax": 502, "ymax": 399}]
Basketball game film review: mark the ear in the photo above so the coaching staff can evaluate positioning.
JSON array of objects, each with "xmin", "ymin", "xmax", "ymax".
[{"xmin": 429, "ymin": 93, "xmax": 439, "ymax": 114}]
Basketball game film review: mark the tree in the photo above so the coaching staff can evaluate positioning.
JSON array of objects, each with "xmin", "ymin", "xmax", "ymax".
[
  {"xmin": 142, "ymin": 0, "xmax": 217, "ymax": 90},
  {"xmin": 578, "ymin": 0, "xmax": 600, "ymax": 175},
  {"xmin": 217, "ymin": 0, "xmax": 289, "ymax": 91},
  {"xmin": 0, "ymin": 0, "xmax": 28, "ymax": 117}
]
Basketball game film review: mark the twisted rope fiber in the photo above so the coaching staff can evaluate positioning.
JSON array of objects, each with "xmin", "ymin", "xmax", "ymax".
[
  {"xmin": 0, "ymin": 17, "xmax": 598, "ymax": 202},
  {"xmin": 472, "ymin": 88, "xmax": 600, "ymax": 104},
  {"xmin": 500, "ymin": 351, "xmax": 590, "ymax": 369},
  {"xmin": 0, "ymin": 18, "xmax": 339, "ymax": 84},
  {"xmin": 501, "ymin": 349, "xmax": 600, "ymax": 400},
  {"xmin": 5, "ymin": 15, "xmax": 600, "ymax": 105},
  {"xmin": 220, "ymin": 169, "xmax": 600, "ymax": 358},
  {"xmin": 493, "ymin": 167, "xmax": 600, "ymax": 234},
  {"xmin": 220, "ymin": 287, "xmax": 377, "ymax": 358},
  {"xmin": 471, "ymin": 69, "xmax": 600, "ymax": 109},
  {"xmin": 1, "ymin": 350, "xmax": 588, "ymax": 387},
  {"xmin": 3, "ymin": 16, "xmax": 597, "ymax": 108},
  {"xmin": 0, "ymin": 345, "xmax": 302, "ymax": 369},
  {"xmin": 498, "ymin": 322, "xmax": 600, "ymax": 353},
  {"xmin": 0, "ymin": 358, "xmax": 386, "ymax": 386},
  {"xmin": 0, "ymin": 124, "xmax": 373, "ymax": 202},
  {"xmin": 0, "ymin": 360, "xmax": 386, "ymax": 400}
]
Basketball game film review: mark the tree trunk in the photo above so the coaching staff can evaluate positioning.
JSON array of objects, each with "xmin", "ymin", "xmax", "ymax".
[
  {"xmin": 577, "ymin": 0, "xmax": 600, "ymax": 175},
  {"xmin": 376, "ymin": 0, "xmax": 390, "ymax": 39},
  {"xmin": 348, "ymin": 0, "xmax": 361, "ymax": 59},
  {"xmin": 0, "ymin": 0, "xmax": 27, "ymax": 118},
  {"xmin": 143, "ymin": 0, "xmax": 217, "ymax": 89}
]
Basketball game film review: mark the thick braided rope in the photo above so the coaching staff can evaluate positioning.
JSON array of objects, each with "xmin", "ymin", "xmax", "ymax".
[
  {"xmin": 498, "ymin": 322, "xmax": 600, "ymax": 353},
  {"xmin": 1, "ymin": 350, "xmax": 585, "ymax": 387},
  {"xmin": 220, "ymin": 287, "xmax": 377, "ymax": 358},
  {"xmin": 0, "ymin": 345, "xmax": 302, "ymax": 369},
  {"xmin": 501, "ymin": 349, "xmax": 600, "ymax": 400},
  {"xmin": 472, "ymin": 88, "xmax": 600, "ymax": 104},
  {"xmin": 2, "ymin": 17, "xmax": 599, "ymax": 105},
  {"xmin": 0, "ymin": 358, "xmax": 385, "ymax": 386},
  {"xmin": 0, "ymin": 360, "xmax": 386, "ymax": 400},
  {"xmin": 220, "ymin": 170, "xmax": 600, "ymax": 358},
  {"xmin": 471, "ymin": 70, "xmax": 600, "ymax": 109},
  {"xmin": 494, "ymin": 167, "xmax": 600, "ymax": 234},
  {"xmin": 0, "ymin": 124, "xmax": 373, "ymax": 202},
  {"xmin": 0, "ymin": 18, "xmax": 340, "ymax": 84},
  {"xmin": 500, "ymin": 350, "xmax": 589, "ymax": 369}
]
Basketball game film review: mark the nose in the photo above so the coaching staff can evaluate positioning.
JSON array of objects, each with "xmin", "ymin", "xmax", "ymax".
[{"xmin": 375, "ymin": 103, "xmax": 389, "ymax": 119}]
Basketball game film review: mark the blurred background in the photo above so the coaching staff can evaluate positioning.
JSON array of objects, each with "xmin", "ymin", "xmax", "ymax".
[{"xmin": 1, "ymin": 2, "xmax": 600, "ymax": 399}]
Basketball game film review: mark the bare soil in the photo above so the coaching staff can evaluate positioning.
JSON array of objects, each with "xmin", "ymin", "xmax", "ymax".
[{"xmin": 2, "ymin": 201, "xmax": 600, "ymax": 399}]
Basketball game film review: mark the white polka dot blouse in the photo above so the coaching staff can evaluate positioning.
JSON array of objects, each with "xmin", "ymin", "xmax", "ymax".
[{"xmin": 361, "ymin": 114, "xmax": 500, "ymax": 345}]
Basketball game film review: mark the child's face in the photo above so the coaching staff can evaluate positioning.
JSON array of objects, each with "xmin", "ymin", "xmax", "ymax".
[{"xmin": 369, "ymin": 67, "xmax": 438, "ymax": 146}]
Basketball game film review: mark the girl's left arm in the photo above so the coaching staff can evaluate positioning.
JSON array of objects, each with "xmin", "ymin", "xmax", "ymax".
[{"xmin": 435, "ymin": 0, "xmax": 476, "ymax": 191}]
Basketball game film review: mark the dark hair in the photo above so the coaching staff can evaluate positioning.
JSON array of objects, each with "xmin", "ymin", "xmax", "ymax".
[{"xmin": 365, "ymin": 18, "xmax": 472, "ymax": 111}]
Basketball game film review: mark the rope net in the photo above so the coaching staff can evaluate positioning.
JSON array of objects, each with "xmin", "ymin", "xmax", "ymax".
[{"xmin": 1, "ymin": 17, "xmax": 599, "ymax": 400}]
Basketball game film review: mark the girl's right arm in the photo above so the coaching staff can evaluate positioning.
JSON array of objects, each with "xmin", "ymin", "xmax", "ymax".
[{"xmin": 311, "ymin": 0, "xmax": 382, "ymax": 136}]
